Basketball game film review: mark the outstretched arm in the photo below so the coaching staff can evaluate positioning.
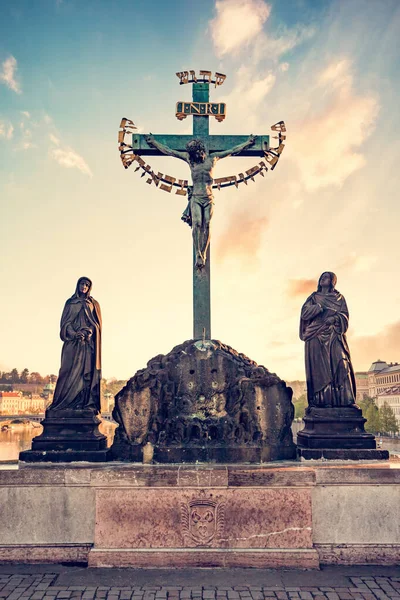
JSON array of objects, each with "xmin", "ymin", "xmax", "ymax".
[
  {"xmin": 144, "ymin": 134, "xmax": 188, "ymax": 162},
  {"xmin": 212, "ymin": 135, "xmax": 257, "ymax": 160}
]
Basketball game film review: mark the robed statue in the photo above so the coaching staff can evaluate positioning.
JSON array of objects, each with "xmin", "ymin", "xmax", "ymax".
[
  {"xmin": 50, "ymin": 277, "xmax": 102, "ymax": 413},
  {"xmin": 299, "ymin": 272, "xmax": 356, "ymax": 407}
]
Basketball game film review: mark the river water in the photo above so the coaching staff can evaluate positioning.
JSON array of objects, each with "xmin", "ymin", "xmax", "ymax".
[
  {"xmin": 0, "ymin": 421, "xmax": 117, "ymax": 462},
  {"xmin": 0, "ymin": 420, "xmax": 399, "ymax": 462}
]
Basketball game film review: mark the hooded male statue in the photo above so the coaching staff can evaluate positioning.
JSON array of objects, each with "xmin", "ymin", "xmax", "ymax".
[{"xmin": 50, "ymin": 277, "xmax": 102, "ymax": 412}]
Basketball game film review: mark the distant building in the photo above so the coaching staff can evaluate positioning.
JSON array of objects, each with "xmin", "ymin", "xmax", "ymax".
[
  {"xmin": 0, "ymin": 391, "xmax": 23, "ymax": 414},
  {"xmin": 0, "ymin": 391, "xmax": 45, "ymax": 414},
  {"xmin": 367, "ymin": 360, "xmax": 400, "ymax": 397},
  {"xmin": 358, "ymin": 360, "xmax": 400, "ymax": 428},
  {"xmin": 355, "ymin": 372, "xmax": 368, "ymax": 402}
]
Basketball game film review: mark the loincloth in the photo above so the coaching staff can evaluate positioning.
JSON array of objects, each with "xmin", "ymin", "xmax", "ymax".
[
  {"xmin": 181, "ymin": 194, "xmax": 214, "ymax": 227},
  {"xmin": 191, "ymin": 194, "xmax": 214, "ymax": 208}
]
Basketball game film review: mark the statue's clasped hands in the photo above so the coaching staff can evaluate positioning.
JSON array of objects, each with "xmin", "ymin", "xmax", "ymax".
[{"xmin": 75, "ymin": 328, "xmax": 92, "ymax": 342}]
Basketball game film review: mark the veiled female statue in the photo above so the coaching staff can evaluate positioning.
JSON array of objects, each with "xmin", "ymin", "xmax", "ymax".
[
  {"xmin": 299, "ymin": 272, "xmax": 356, "ymax": 407},
  {"xmin": 50, "ymin": 277, "xmax": 102, "ymax": 412}
]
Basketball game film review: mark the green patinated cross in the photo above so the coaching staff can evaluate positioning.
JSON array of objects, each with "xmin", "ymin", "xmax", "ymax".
[{"xmin": 129, "ymin": 78, "xmax": 271, "ymax": 341}]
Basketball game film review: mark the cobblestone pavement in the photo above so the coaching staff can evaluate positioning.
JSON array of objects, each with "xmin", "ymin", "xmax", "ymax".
[{"xmin": 1, "ymin": 573, "xmax": 400, "ymax": 600}]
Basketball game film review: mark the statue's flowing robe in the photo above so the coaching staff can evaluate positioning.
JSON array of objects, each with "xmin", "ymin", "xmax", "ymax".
[
  {"xmin": 51, "ymin": 281, "xmax": 102, "ymax": 412},
  {"xmin": 300, "ymin": 290, "xmax": 356, "ymax": 407}
]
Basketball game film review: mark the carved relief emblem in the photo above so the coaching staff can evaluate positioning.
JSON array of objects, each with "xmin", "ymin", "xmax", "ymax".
[{"xmin": 180, "ymin": 490, "xmax": 225, "ymax": 547}]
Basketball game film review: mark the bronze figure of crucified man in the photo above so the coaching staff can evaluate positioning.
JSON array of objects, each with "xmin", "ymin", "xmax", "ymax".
[{"xmin": 144, "ymin": 134, "xmax": 257, "ymax": 269}]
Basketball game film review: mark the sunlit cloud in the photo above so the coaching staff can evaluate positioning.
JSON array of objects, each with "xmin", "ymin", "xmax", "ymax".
[
  {"xmin": 289, "ymin": 59, "xmax": 379, "ymax": 191},
  {"xmin": 210, "ymin": 0, "xmax": 313, "ymax": 62},
  {"xmin": 210, "ymin": 0, "xmax": 271, "ymax": 56},
  {"xmin": 287, "ymin": 278, "xmax": 316, "ymax": 298},
  {"xmin": 50, "ymin": 136, "xmax": 93, "ymax": 177},
  {"xmin": 49, "ymin": 133, "xmax": 60, "ymax": 146},
  {"xmin": 220, "ymin": 65, "xmax": 276, "ymax": 132},
  {"xmin": 0, "ymin": 55, "xmax": 21, "ymax": 94},
  {"xmin": 216, "ymin": 210, "xmax": 268, "ymax": 263},
  {"xmin": 21, "ymin": 111, "xmax": 31, "ymax": 118},
  {"xmin": 350, "ymin": 321, "xmax": 400, "ymax": 370},
  {"xmin": 0, "ymin": 121, "xmax": 14, "ymax": 140},
  {"xmin": 279, "ymin": 62, "xmax": 289, "ymax": 72},
  {"xmin": 18, "ymin": 121, "xmax": 35, "ymax": 150},
  {"xmin": 254, "ymin": 24, "xmax": 314, "ymax": 62},
  {"xmin": 337, "ymin": 252, "xmax": 377, "ymax": 273}
]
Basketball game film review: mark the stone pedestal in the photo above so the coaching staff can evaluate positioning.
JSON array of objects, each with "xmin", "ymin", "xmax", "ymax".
[
  {"xmin": 19, "ymin": 409, "xmax": 108, "ymax": 463},
  {"xmin": 87, "ymin": 464, "xmax": 318, "ymax": 568},
  {"xmin": 297, "ymin": 405, "xmax": 389, "ymax": 460},
  {"xmin": 1, "ymin": 463, "xmax": 400, "ymax": 567},
  {"xmin": 109, "ymin": 339, "xmax": 296, "ymax": 464}
]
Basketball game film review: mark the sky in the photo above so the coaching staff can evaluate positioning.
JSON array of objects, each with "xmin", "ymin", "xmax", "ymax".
[{"xmin": 1, "ymin": 0, "xmax": 400, "ymax": 381}]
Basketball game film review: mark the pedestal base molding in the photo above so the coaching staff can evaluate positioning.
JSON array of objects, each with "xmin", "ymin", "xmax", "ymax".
[
  {"xmin": 88, "ymin": 548, "xmax": 320, "ymax": 569},
  {"xmin": 0, "ymin": 544, "xmax": 90, "ymax": 564},
  {"xmin": 298, "ymin": 448, "xmax": 389, "ymax": 460},
  {"xmin": 316, "ymin": 544, "xmax": 400, "ymax": 566}
]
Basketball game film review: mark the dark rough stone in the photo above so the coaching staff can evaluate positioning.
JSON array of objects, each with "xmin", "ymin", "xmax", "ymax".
[{"xmin": 110, "ymin": 339, "xmax": 296, "ymax": 463}]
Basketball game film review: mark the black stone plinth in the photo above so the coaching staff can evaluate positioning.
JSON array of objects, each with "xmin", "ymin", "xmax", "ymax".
[
  {"xmin": 297, "ymin": 447, "xmax": 389, "ymax": 460},
  {"xmin": 296, "ymin": 405, "xmax": 389, "ymax": 460},
  {"xmin": 19, "ymin": 408, "xmax": 107, "ymax": 463},
  {"xmin": 108, "ymin": 443, "xmax": 296, "ymax": 464}
]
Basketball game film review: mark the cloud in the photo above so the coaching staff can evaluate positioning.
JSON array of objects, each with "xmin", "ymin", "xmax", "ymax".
[
  {"xmin": 350, "ymin": 321, "xmax": 400, "ymax": 371},
  {"xmin": 49, "ymin": 133, "xmax": 60, "ymax": 146},
  {"xmin": 220, "ymin": 65, "xmax": 276, "ymax": 132},
  {"xmin": 279, "ymin": 62, "xmax": 289, "ymax": 72},
  {"xmin": 210, "ymin": 0, "xmax": 314, "ymax": 63},
  {"xmin": 216, "ymin": 211, "xmax": 268, "ymax": 263},
  {"xmin": 254, "ymin": 24, "xmax": 314, "ymax": 62},
  {"xmin": 210, "ymin": 0, "xmax": 271, "ymax": 57},
  {"xmin": 289, "ymin": 59, "xmax": 379, "ymax": 191},
  {"xmin": 0, "ymin": 55, "xmax": 21, "ymax": 94},
  {"xmin": 21, "ymin": 111, "xmax": 31, "ymax": 118},
  {"xmin": 336, "ymin": 252, "xmax": 377, "ymax": 273},
  {"xmin": 19, "ymin": 121, "xmax": 35, "ymax": 150},
  {"xmin": 0, "ymin": 121, "xmax": 14, "ymax": 140},
  {"xmin": 50, "ymin": 139, "xmax": 92, "ymax": 177},
  {"xmin": 287, "ymin": 279, "xmax": 316, "ymax": 298}
]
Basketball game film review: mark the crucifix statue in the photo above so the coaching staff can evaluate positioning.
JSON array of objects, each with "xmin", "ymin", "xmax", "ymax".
[
  {"xmin": 143, "ymin": 133, "xmax": 257, "ymax": 269},
  {"xmin": 118, "ymin": 69, "xmax": 286, "ymax": 341}
]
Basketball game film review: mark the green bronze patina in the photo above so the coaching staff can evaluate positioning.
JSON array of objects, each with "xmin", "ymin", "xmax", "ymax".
[{"xmin": 132, "ymin": 81, "xmax": 270, "ymax": 341}]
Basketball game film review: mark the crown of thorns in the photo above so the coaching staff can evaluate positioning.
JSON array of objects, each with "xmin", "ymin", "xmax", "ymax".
[{"xmin": 186, "ymin": 139, "xmax": 206, "ymax": 153}]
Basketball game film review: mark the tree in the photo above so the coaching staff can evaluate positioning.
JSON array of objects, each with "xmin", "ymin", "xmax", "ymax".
[
  {"xmin": 358, "ymin": 396, "xmax": 376, "ymax": 415},
  {"xmin": 29, "ymin": 372, "xmax": 43, "ymax": 384},
  {"xmin": 10, "ymin": 368, "xmax": 20, "ymax": 383},
  {"xmin": 364, "ymin": 403, "xmax": 381, "ymax": 433},
  {"xmin": 293, "ymin": 393, "xmax": 307, "ymax": 419},
  {"xmin": 20, "ymin": 368, "xmax": 29, "ymax": 384},
  {"xmin": 379, "ymin": 402, "xmax": 399, "ymax": 434}
]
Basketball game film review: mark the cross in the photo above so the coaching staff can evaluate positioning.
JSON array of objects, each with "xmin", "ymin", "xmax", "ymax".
[{"xmin": 118, "ymin": 70, "xmax": 285, "ymax": 341}]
